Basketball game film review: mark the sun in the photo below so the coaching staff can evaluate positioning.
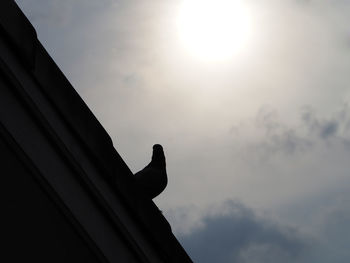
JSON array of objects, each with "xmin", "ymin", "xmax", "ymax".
[{"xmin": 177, "ymin": 0, "xmax": 252, "ymax": 61}]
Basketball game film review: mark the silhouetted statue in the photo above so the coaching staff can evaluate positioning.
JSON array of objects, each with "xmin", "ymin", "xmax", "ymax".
[{"xmin": 134, "ymin": 144, "xmax": 168, "ymax": 199}]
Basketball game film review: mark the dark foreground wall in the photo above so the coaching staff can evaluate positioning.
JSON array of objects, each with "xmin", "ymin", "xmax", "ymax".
[
  {"xmin": 0, "ymin": 1, "xmax": 192, "ymax": 262},
  {"xmin": 1, "ymin": 134, "xmax": 106, "ymax": 262}
]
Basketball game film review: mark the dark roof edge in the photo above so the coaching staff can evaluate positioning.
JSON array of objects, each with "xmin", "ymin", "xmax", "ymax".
[
  {"xmin": 1, "ymin": 1, "xmax": 193, "ymax": 262},
  {"xmin": 0, "ymin": 0, "xmax": 36, "ymax": 69},
  {"xmin": 32, "ymin": 43, "xmax": 192, "ymax": 261},
  {"xmin": 0, "ymin": 2, "xmax": 115, "ymax": 179},
  {"xmin": 33, "ymin": 42, "xmax": 117, "ymax": 178}
]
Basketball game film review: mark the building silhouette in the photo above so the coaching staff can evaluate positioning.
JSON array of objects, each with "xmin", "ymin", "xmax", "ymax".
[{"xmin": 0, "ymin": 1, "xmax": 193, "ymax": 262}]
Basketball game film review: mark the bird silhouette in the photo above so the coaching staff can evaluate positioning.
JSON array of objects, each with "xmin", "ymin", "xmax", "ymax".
[{"xmin": 134, "ymin": 144, "xmax": 168, "ymax": 199}]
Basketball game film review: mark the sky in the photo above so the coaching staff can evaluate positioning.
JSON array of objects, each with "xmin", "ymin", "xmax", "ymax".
[{"xmin": 15, "ymin": 0, "xmax": 350, "ymax": 262}]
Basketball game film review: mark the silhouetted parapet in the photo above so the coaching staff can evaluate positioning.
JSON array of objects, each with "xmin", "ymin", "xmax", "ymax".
[{"xmin": 0, "ymin": 1, "xmax": 193, "ymax": 262}]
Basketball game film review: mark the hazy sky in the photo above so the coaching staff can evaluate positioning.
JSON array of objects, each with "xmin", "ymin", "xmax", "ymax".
[{"xmin": 15, "ymin": 0, "xmax": 350, "ymax": 262}]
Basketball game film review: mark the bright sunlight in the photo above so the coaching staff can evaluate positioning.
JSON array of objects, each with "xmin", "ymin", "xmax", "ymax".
[{"xmin": 177, "ymin": 0, "xmax": 252, "ymax": 61}]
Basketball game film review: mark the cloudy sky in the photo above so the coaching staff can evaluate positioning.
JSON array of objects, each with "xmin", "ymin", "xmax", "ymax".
[{"xmin": 15, "ymin": 0, "xmax": 350, "ymax": 262}]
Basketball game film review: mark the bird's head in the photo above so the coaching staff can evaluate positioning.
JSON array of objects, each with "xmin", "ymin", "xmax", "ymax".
[{"xmin": 152, "ymin": 144, "xmax": 166, "ymax": 168}]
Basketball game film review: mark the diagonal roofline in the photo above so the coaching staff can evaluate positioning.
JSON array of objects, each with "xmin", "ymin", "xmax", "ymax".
[{"xmin": 0, "ymin": 1, "xmax": 193, "ymax": 262}]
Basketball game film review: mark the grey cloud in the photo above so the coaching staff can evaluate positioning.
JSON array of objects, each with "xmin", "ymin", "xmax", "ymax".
[
  {"xmin": 275, "ymin": 187, "xmax": 350, "ymax": 263},
  {"xmin": 178, "ymin": 201, "xmax": 307, "ymax": 263},
  {"xmin": 255, "ymin": 107, "xmax": 313, "ymax": 155},
  {"xmin": 300, "ymin": 106, "xmax": 348, "ymax": 139},
  {"xmin": 322, "ymin": 207, "xmax": 350, "ymax": 260},
  {"xmin": 176, "ymin": 195, "xmax": 350, "ymax": 263},
  {"xmin": 235, "ymin": 104, "xmax": 350, "ymax": 162}
]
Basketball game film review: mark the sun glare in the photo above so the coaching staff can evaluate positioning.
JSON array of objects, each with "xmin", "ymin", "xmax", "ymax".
[{"xmin": 177, "ymin": 0, "xmax": 252, "ymax": 61}]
